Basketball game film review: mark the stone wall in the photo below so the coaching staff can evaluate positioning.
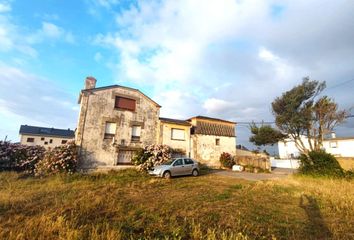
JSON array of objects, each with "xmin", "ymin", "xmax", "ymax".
[
  {"xmin": 75, "ymin": 87, "xmax": 160, "ymax": 168},
  {"xmin": 236, "ymin": 156, "xmax": 271, "ymax": 170},
  {"xmin": 191, "ymin": 134, "xmax": 236, "ymax": 167}
]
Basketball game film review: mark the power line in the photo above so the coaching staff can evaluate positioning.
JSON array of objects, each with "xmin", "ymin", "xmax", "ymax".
[{"xmin": 324, "ymin": 78, "xmax": 354, "ymax": 91}]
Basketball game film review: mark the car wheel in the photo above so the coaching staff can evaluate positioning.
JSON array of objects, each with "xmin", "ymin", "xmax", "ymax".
[
  {"xmin": 192, "ymin": 169, "xmax": 199, "ymax": 177},
  {"xmin": 163, "ymin": 171, "xmax": 171, "ymax": 179}
]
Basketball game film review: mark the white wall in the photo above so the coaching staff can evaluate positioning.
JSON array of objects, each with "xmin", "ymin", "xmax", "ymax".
[
  {"xmin": 323, "ymin": 139, "xmax": 354, "ymax": 157},
  {"xmin": 20, "ymin": 134, "xmax": 73, "ymax": 148},
  {"xmin": 278, "ymin": 136, "xmax": 354, "ymax": 158},
  {"xmin": 278, "ymin": 136, "xmax": 311, "ymax": 159},
  {"xmin": 271, "ymin": 159, "xmax": 300, "ymax": 169}
]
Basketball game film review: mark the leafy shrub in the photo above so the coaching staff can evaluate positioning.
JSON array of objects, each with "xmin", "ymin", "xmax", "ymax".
[
  {"xmin": 0, "ymin": 141, "xmax": 45, "ymax": 174},
  {"xmin": 34, "ymin": 141, "xmax": 78, "ymax": 176},
  {"xmin": 299, "ymin": 150, "xmax": 344, "ymax": 177},
  {"xmin": 131, "ymin": 148, "xmax": 152, "ymax": 166},
  {"xmin": 219, "ymin": 152, "xmax": 234, "ymax": 169},
  {"xmin": 132, "ymin": 144, "xmax": 172, "ymax": 171}
]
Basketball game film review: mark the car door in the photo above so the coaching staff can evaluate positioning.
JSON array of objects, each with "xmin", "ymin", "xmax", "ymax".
[
  {"xmin": 183, "ymin": 158, "xmax": 194, "ymax": 174},
  {"xmin": 171, "ymin": 159, "xmax": 184, "ymax": 176}
]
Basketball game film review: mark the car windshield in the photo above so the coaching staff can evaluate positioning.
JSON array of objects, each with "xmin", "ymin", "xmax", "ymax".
[{"xmin": 162, "ymin": 160, "xmax": 174, "ymax": 165}]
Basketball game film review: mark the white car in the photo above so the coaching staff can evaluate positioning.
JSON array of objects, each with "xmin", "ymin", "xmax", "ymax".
[{"xmin": 149, "ymin": 158, "xmax": 200, "ymax": 178}]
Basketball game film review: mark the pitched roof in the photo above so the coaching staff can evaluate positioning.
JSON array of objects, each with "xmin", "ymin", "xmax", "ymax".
[
  {"xmin": 19, "ymin": 125, "xmax": 75, "ymax": 138},
  {"xmin": 159, "ymin": 117, "xmax": 191, "ymax": 126},
  {"xmin": 81, "ymin": 85, "xmax": 161, "ymax": 107},
  {"xmin": 192, "ymin": 121, "xmax": 236, "ymax": 137},
  {"xmin": 324, "ymin": 136, "xmax": 354, "ymax": 141},
  {"xmin": 188, "ymin": 115, "xmax": 236, "ymax": 124}
]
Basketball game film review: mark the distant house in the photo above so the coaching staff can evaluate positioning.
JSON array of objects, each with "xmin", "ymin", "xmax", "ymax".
[
  {"xmin": 277, "ymin": 133, "xmax": 354, "ymax": 158},
  {"xmin": 75, "ymin": 77, "xmax": 237, "ymax": 168},
  {"xmin": 19, "ymin": 125, "xmax": 75, "ymax": 148}
]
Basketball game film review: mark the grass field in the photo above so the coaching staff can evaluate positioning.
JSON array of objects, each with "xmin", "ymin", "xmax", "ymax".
[{"xmin": 0, "ymin": 170, "xmax": 353, "ymax": 240}]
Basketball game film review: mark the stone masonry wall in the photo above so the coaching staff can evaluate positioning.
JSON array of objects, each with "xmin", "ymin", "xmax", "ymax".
[
  {"xmin": 191, "ymin": 134, "xmax": 236, "ymax": 167},
  {"xmin": 75, "ymin": 87, "xmax": 160, "ymax": 168}
]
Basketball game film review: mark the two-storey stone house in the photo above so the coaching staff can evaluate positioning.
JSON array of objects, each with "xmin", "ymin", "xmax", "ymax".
[{"xmin": 76, "ymin": 77, "xmax": 236, "ymax": 168}]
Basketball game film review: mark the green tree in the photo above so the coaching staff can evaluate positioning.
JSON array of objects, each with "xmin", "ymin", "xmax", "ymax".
[
  {"xmin": 272, "ymin": 77, "xmax": 347, "ymax": 155},
  {"xmin": 249, "ymin": 123, "xmax": 286, "ymax": 146}
]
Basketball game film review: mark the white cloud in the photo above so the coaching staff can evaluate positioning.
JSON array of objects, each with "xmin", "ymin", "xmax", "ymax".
[
  {"xmin": 93, "ymin": 0, "xmax": 354, "ymax": 146},
  {"xmin": 0, "ymin": 2, "xmax": 11, "ymax": 13},
  {"xmin": 0, "ymin": 63, "xmax": 78, "ymax": 141},
  {"xmin": 203, "ymin": 98, "xmax": 237, "ymax": 115},
  {"xmin": 28, "ymin": 21, "xmax": 75, "ymax": 44}
]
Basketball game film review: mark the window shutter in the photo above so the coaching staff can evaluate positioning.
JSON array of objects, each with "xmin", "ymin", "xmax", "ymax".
[
  {"xmin": 115, "ymin": 97, "xmax": 136, "ymax": 111},
  {"xmin": 105, "ymin": 122, "xmax": 116, "ymax": 134},
  {"xmin": 132, "ymin": 126, "xmax": 141, "ymax": 137},
  {"xmin": 171, "ymin": 129, "xmax": 185, "ymax": 140}
]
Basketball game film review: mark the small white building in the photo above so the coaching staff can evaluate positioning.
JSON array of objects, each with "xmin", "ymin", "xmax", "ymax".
[
  {"xmin": 277, "ymin": 133, "xmax": 354, "ymax": 158},
  {"xmin": 19, "ymin": 125, "xmax": 75, "ymax": 148}
]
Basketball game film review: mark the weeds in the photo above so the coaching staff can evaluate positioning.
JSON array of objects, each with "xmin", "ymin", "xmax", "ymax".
[{"xmin": 0, "ymin": 170, "xmax": 353, "ymax": 239}]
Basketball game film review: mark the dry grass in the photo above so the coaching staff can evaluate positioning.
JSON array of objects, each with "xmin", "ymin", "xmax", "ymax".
[
  {"xmin": 337, "ymin": 157, "xmax": 354, "ymax": 170},
  {"xmin": 0, "ymin": 170, "xmax": 353, "ymax": 240}
]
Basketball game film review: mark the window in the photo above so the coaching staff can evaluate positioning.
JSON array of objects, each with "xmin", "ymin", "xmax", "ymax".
[
  {"xmin": 49, "ymin": 139, "xmax": 53, "ymax": 144},
  {"xmin": 104, "ymin": 122, "xmax": 116, "ymax": 139},
  {"xmin": 131, "ymin": 126, "xmax": 141, "ymax": 142},
  {"xmin": 115, "ymin": 96, "xmax": 136, "ymax": 111},
  {"xmin": 61, "ymin": 140, "xmax": 67, "ymax": 144},
  {"xmin": 171, "ymin": 128, "xmax": 185, "ymax": 140},
  {"xmin": 330, "ymin": 141, "xmax": 337, "ymax": 148},
  {"xmin": 27, "ymin": 137, "xmax": 34, "ymax": 143},
  {"xmin": 184, "ymin": 158, "xmax": 194, "ymax": 165},
  {"xmin": 216, "ymin": 138, "xmax": 220, "ymax": 146},
  {"xmin": 41, "ymin": 137, "xmax": 45, "ymax": 141},
  {"xmin": 173, "ymin": 159, "xmax": 183, "ymax": 166},
  {"xmin": 44, "ymin": 141, "xmax": 48, "ymax": 145}
]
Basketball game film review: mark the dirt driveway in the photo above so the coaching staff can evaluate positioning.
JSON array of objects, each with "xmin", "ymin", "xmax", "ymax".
[{"xmin": 211, "ymin": 168, "xmax": 297, "ymax": 181}]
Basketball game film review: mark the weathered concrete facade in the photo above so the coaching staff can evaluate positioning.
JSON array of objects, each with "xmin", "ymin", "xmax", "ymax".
[
  {"xmin": 75, "ymin": 77, "xmax": 160, "ymax": 168},
  {"xmin": 76, "ymin": 77, "xmax": 237, "ymax": 168},
  {"xmin": 189, "ymin": 116, "xmax": 236, "ymax": 166}
]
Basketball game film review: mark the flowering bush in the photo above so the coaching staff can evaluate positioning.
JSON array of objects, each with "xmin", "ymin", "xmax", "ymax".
[
  {"xmin": 132, "ymin": 144, "xmax": 172, "ymax": 171},
  {"xmin": 35, "ymin": 141, "xmax": 78, "ymax": 176},
  {"xmin": 0, "ymin": 141, "xmax": 45, "ymax": 174},
  {"xmin": 219, "ymin": 152, "xmax": 235, "ymax": 169}
]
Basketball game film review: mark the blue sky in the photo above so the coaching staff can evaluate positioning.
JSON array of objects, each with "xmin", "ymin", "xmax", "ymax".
[{"xmin": 1, "ymin": 0, "xmax": 354, "ymax": 150}]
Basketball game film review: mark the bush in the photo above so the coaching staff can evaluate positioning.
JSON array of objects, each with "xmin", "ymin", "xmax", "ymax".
[
  {"xmin": 131, "ymin": 148, "xmax": 152, "ymax": 166},
  {"xmin": 0, "ymin": 141, "xmax": 45, "ymax": 174},
  {"xmin": 219, "ymin": 152, "xmax": 234, "ymax": 169},
  {"xmin": 34, "ymin": 141, "xmax": 78, "ymax": 176},
  {"xmin": 132, "ymin": 144, "xmax": 172, "ymax": 171},
  {"xmin": 299, "ymin": 150, "xmax": 344, "ymax": 177}
]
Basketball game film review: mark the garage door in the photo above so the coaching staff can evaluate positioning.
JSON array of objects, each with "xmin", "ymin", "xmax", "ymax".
[{"xmin": 117, "ymin": 150, "xmax": 133, "ymax": 165}]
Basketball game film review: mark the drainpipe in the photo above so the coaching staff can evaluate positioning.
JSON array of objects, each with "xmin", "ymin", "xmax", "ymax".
[{"xmin": 79, "ymin": 91, "xmax": 91, "ymax": 159}]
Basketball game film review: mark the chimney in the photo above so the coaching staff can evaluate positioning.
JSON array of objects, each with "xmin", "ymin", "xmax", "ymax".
[
  {"xmin": 85, "ymin": 76, "xmax": 97, "ymax": 89},
  {"xmin": 331, "ymin": 132, "xmax": 336, "ymax": 139}
]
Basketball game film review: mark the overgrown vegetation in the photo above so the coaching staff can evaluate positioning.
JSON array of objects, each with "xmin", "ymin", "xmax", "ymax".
[
  {"xmin": 0, "ymin": 141, "xmax": 77, "ymax": 176},
  {"xmin": 0, "ymin": 170, "xmax": 353, "ymax": 239},
  {"xmin": 219, "ymin": 152, "xmax": 234, "ymax": 168},
  {"xmin": 249, "ymin": 123, "xmax": 286, "ymax": 147},
  {"xmin": 131, "ymin": 144, "xmax": 172, "ymax": 171},
  {"xmin": 272, "ymin": 77, "xmax": 347, "ymax": 155},
  {"xmin": 299, "ymin": 150, "xmax": 345, "ymax": 177},
  {"xmin": 34, "ymin": 141, "xmax": 78, "ymax": 176}
]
